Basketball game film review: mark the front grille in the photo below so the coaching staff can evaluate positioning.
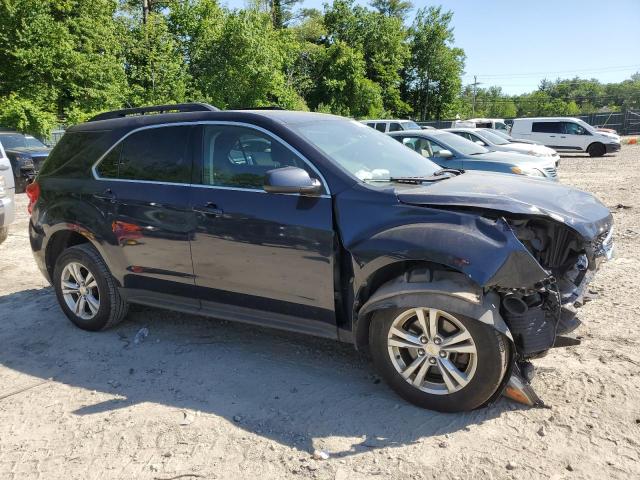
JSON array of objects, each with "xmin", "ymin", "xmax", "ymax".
[{"xmin": 543, "ymin": 167, "xmax": 557, "ymax": 177}]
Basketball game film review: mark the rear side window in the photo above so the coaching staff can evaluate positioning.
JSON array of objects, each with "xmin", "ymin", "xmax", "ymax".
[
  {"xmin": 388, "ymin": 122, "xmax": 402, "ymax": 132},
  {"xmin": 40, "ymin": 131, "xmax": 105, "ymax": 177},
  {"xmin": 532, "ymin": 122, "xmax": 562, "ymax": 133},
  {"xmin": 375, "ymin": 123, "xmax": 387, "ymax": 132},
  {"xmin": 96, "ymin": 126, "xmax": 193, "ymax": 183}
]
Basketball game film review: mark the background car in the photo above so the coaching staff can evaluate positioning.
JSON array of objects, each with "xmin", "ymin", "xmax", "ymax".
[
  {"xmin": 481, "ymin": 128, "xmax": 543, "ymax": 145},
  {"xmin": 388, "ymin": 129, "xmax": 558, "ymax": 180},
  {"xmin": 360, "ymin": 119, "xmax": 422, "ymax": 133},
  {"xmin": 0, "ymin": 130, "xmax": 51, "ymax": 192},
  {"xmin": 445, "ymin": 127, "xmax": 560, "ymax": 164},
  {"xmin": 510, "ymin": 117, "xmax": 621, "ymax": 157},
  {"xmin": 452, "ymin": 118, "xmax": 509, "ymax": 132},
  {"xmin": 0, "ymin": 141, "xmax": 16, "ymax": 244}
]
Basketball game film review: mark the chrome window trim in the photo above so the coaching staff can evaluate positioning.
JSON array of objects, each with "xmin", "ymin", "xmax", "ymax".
[{"xmin": 91, "ymin": 121, "xmax": 331, "ymax": 196}]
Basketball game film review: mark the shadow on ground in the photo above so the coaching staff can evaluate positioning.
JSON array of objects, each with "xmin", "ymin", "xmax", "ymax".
[{"xmin": 0, "ymin": 287, "xmax": 520, "ymax": 457}]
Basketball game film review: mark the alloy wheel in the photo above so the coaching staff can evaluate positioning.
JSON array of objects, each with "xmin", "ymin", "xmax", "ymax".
[
  {"xmin": 61, "ymin": 261, "xmax": 100, "ymax": 320},
  {"xmin": 387, "ymin": 307, "xmax": 478, "ymax": 395}
]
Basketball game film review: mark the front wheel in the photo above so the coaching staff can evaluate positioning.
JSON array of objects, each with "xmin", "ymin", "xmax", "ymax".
[
  {"xmin": 587, "ymin": 142, "xmax": 605, "ymax": 157},
  {"xmin": 369, "ymin": 307, "xmax": 509, "ymax": 412}
]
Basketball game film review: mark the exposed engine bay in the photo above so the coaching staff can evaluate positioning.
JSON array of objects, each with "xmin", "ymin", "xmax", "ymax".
[{"xmin": 496, "ymin": 217, "xmax": 614, "ymax": 405}]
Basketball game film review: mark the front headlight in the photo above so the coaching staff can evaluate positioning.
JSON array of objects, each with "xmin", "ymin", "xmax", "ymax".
[{"xmin": 511, "ymin": 166, "xmax": 545, "ymax": 177}]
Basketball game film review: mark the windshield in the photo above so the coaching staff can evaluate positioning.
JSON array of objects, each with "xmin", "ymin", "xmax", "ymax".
[
  {"xmin": 575, "ymin": 118, "xmax": 596, "ymax": 133},
  {"xmin": 436, "ymin": 131, "xmax": 489, "ymax": 155},
  {"xmin": 402, "ymin": 121, "xmax": 421, "ymax": 130},
  {"xmin": 485, "ymin": 129, "xmax": 512, "ymax": 140},
  {"xmin": 290, "ymin": 119, "xmax": 440, "ymax": 181},
  {"xmin": 0, "ymin": 134, "xmax": 46, "ymax": 149},
  {"xmin": 476, "ymin": 129, "xmax": 510, "ymax": 145}
]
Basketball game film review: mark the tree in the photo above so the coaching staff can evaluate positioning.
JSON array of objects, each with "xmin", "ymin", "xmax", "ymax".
[
  {"xmin": 306, "ymin": 41, "xmax": 383, "ymax": 118},
  {"xmin": 188, "ymin": 9, "xmax": 304, "ymax": 109},
  {"xmin": 324, "ymin": 0, "xmax": 410, "ymax": 115},
  {"xmin": 0, "ymin": 0, "xmax": 127, "ymax": 132},
  {"xmin": 370, "ymin": 0, "xmax": 412, "ymax": 20},
  {"xmin": 403, "ymin": 6, "xmax": 465, "ymax": 120},
  {"xmin": 122, "ymin": 13, "xmax": 190, "ymax": 106}
]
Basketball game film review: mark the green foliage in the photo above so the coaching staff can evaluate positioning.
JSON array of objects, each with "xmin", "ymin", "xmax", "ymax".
[
  {"xmin": 306, "ymin": 41, "xmax": 384, "ymax": 118},
  {"xmin": 0, "ymin": 94, "xmax": 57, "ymax": 137},
  {"xmin": 324, "ymin": 0, "xmax": 410, "ymax": 115},
  {"xmin": 370, "ymin": 0, "xmax": 413, "ymax": 20},
  {"xmin": 1, "ymin": 0, "xmax": 637, "ymax": 135},
  {"xmin": 403, "ymin": 6, "xmax": 465, "ymax": 120},
  {"xmin": 122, "ymin": 12, "xmax": 190, "ymax": 106},
  {"xmin": 0, "ymin": 0, "xmax": 126, "ymax": 134}
]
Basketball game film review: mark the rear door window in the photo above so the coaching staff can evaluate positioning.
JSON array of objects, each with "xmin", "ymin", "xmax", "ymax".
[
  {"xmin": 388, "ymin": 122, "xmax": 402, "ymax": 132},
  {"xmin": 532, "ymin": 122, "xmax": 562, "ymax": 133},
  {"xmin": 375, "ymin": 123, "xmax": 387, "ymax": 132},
  {"xmin": 96, "ymin": 126, "xmax": 193, "ymax": 183}
]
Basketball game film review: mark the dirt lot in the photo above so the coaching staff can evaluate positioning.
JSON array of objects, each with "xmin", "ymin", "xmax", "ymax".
[{"xmin": 1, "ymin": 144, "xmax": 639, "ymax": 480}]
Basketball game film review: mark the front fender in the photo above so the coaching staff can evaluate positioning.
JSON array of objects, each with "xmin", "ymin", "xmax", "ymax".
[{"xmin": 354, "ymin": 271, "xmax": 513, "ymax": 349}]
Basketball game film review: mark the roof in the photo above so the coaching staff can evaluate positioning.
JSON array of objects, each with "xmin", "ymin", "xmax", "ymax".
[
  {"xmin": 70, "ymin": 108, "xmax": 343, "ymax": 133},
  {"xmin": 387, "ymin": 129, "xmax": 451, "ymax": 138},
  {"xmin": 359, "ymin": 119, "xmax": 417, "ymax": 123},
  {"xmin": 512, "ymin": 117, "xmax": 581, "ymax": 122}
]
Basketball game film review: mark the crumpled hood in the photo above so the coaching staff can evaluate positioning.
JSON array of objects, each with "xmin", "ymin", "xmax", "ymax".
[{"xmin": 396, "ymin": 171, "xmax": 612, "ymax": 239}]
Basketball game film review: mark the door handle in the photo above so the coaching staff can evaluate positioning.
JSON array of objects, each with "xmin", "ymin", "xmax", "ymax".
[
  {"xmin": 560, "ymin": 136, "xmax": 566, "ymax": 138},
  {"xmin": 93, "ymin": 188, "xmax": 116, "ymax": 202},
  {"xmin": 0, "ymin": 164, "xmax": 9, "ymax": 170},
  {"xmin": 193, "ymin": 202, "xmax": 223, "ymax": 217},
  {"xmin": 549, "ymin": 135, "xmax": 556, "ymax": 137}
]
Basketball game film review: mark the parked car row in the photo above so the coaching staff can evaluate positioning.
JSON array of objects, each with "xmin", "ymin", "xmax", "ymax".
[
  {"xmin": 26, "ymin": 103, "xmax": 613, "ymax": 412},
  {"xmin": 360, "ymin": 115, "xmax": 622, "ymax": 181}
]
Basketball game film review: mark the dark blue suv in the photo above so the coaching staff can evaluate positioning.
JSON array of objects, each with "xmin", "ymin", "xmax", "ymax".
[{"xmin": 28, "ymin": 104, "xmax": 613, "ymax": 412}]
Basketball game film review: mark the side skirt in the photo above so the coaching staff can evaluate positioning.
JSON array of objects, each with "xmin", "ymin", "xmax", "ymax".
[{"xmin": 121, "ymin": 288, "xmax": 340, "ymax": 341}]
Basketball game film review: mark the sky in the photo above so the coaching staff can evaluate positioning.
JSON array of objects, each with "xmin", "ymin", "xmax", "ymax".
[{"xmin": 223, "ymin": 0, "xmax": 640, "ymax": 95}]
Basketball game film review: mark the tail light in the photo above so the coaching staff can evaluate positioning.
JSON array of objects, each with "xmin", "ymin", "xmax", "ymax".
[{"xmin": 26, "ymin": 181, "xmax": 40, "ymax": 214}]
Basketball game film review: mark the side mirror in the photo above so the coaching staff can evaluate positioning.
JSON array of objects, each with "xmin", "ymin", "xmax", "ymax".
[
  {"xmin": 475, "ymin": 140, "xmax": 486, "ymax": 146},
  {"xmin": 264, "ymin": 166, "xmax": 322, "ymax": 196},
  {"xmin": 435, "ymin": 149, "xmax": 453, "ymax": 159}
]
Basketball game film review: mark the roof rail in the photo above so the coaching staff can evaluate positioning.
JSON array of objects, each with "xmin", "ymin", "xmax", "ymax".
[{"xmin": 88, "ymin": 103, "xmax": 220, "ymax": 122}]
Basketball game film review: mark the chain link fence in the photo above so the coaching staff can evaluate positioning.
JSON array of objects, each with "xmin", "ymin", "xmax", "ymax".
[{"xmin": 419, "ymin": 109, "xmax": 640, "ymax": 135}]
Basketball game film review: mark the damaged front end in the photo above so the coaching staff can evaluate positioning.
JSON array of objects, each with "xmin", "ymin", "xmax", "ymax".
[{"xmin": 495, "ymin": 216, "xmax": 614, "ymax": 406}]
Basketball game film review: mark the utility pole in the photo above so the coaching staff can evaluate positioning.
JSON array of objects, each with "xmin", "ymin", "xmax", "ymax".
[{"xmin": 471, "ymin": 75, "xmax": 482, "ymax": 116}]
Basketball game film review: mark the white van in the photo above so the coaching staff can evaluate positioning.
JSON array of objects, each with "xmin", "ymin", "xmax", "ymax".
[
  {"xmin": 510, "ymin": 117, "xmax": 621, "ymax": 157},
  {"xmin": 361, "ymin": 119, "xmax": 421, "ymax": 133},
  {"xmin": 0, "ymin": 141, "xmax": 16, "ymax": 244},
  {"xmin": 453, "ymin": 118, "xmax": 509, "ymax": 132}
]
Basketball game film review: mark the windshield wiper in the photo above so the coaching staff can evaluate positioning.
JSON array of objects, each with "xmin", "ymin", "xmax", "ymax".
[
  {"xmin": 433, "ymin": 168, "xmax": 464, "ymax": 176},
  {"xmin": 364, "ymin": 169, "xmax": 464, "ymax": 184}
]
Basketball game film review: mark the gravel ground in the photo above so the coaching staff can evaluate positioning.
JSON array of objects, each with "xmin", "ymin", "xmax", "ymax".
[{"xmin": 0, "ymin": 144, "xmax": 639, "ymax": 480}]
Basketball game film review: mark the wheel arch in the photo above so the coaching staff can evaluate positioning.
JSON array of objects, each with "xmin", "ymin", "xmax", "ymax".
[
  {"xmin": 352, "ymin": 266, "xmax": 513, "ymax": 351},
  {"xmin": 587, "ymin": 141, "xmax": 605, "ymax": 155},
  {"xmin": 44, "ymin": 225, "xmax": 110, "ymax": 282}
]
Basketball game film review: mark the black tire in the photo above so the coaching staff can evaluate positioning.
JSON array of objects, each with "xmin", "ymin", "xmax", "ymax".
[
  {"xmin": 587, "ymin": 142, "xmax": 605, "ymax": 157},
  {"xmin": 369, "ymin": 307, "xmax": 509, "ymax": 412},
  {"xmin": 0, "ymin": 226, "xmax": 8, "ymax": 244},
  {"xmin": 53, "ymin": 243, "xmax": 128, "ymax": 331}
]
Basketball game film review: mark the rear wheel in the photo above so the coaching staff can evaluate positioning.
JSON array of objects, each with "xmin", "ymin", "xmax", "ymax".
[
  {"xmin": 587, "ymin": 142, "xmax": 605, "ymax": 157},
  {"xmin": 370, "ymin": 307, "xmax": 509, "ymax": 412},
  {"xmin": 53, "ymin": 244, "xmax": 128, "ymax": 331}
]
